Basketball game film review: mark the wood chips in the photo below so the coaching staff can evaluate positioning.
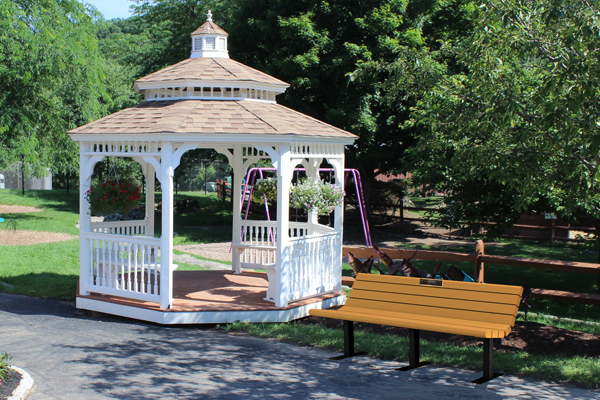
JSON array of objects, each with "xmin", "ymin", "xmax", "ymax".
[{"xmin": 0, "ymin": 205, "xmax": 77, "ymax": 245}]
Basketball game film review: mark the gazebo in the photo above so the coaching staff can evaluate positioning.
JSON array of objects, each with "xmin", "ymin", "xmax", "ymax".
[{"xmin": 69, "ymin": 12, "xmax": 357, "ymax": 324}]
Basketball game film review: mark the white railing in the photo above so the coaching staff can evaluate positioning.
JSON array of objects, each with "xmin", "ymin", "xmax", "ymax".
[
  {"xmin": 286, "ymin": 232, "xmax": 341, "ymax": 302},
  {"xmin": 234, "ymin": 221, "xmax": 313, "ymax": 271},
  {"xmin": 289, "ymin": 222, "xmax": 310, "ymax": 238},
  {"xmin": 91, "ymin": 220, "xmax": 148, "ymax": 236},
  {"xmin": 84, "ymin": 232, "xmax": 161, "ymax": 303},
  {"xmin": 240, "ymin": 220, "xmax": 277, "ymax": 246}
]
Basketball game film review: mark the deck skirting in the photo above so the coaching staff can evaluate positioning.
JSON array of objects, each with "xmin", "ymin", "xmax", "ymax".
[{"xmin": 76, "ymin": 270, "xmax": 346, "ymax": 324}]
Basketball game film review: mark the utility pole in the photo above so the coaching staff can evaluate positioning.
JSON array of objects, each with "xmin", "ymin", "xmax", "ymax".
[{"xmin": 21, "ymin": 153, "xmax": 25, "ymax": 195}]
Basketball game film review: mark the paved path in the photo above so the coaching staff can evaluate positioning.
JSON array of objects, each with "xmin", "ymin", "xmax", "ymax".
[{"xmin": 1, "ymin": 293, "xmax": 599, "ymax": 400}]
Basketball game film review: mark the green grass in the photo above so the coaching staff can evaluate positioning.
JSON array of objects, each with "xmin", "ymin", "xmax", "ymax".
[
  {"xmin": 222, "ymin": 322, "xmax": 600, "ymax": 389},
  {"xmin": 0, "ymin": 240, "xmax": 79, "ymax": 299},
  {"xmin": 0, "ymin": 188, "xmax": 233, "ymax": 299},
  {"xmin": 0, "ymin": 188, "xmax": 80, "ymax": 234}
]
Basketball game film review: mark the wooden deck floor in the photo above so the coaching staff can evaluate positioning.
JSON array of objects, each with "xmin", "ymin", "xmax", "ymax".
[{"xmin": 78, "ymin": 270, "xmax": 344, "ymax": 313}]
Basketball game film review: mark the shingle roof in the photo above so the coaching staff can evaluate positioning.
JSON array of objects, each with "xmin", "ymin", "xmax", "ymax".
[
  {"xmin": 68, "ymin": 100, "xmax": 356, "ymax": 139},
  {"xmin": 134, "ymin": 58, "xmax": 288, "ymax": 87},
  {"xmin": 192, "ymin": 21, "xmax": 228, "ymax": 36}
]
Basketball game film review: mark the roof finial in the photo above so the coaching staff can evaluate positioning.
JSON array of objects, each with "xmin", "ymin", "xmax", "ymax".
[{"xmin": 207, "ymin": 10, "xmax": 213, "ymax": 22}]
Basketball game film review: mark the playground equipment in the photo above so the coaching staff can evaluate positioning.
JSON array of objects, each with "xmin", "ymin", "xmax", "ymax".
[
  {"xmin": 240, "ymin": 167, "xmax": 372, "ymax": 247},
  {"xmin": 0, "ymin": 195, "xmax": 4, "ymax": 223}
]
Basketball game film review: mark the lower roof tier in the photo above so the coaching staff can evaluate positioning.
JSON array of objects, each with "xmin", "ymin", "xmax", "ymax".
[{"xmin": 68, "ymin": 100, "xmax": 356, "ymax": 140}]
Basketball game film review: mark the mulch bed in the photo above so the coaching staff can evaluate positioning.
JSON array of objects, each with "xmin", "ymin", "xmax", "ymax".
[
  {"xmin": 296, "ymin": 316, "xmax": 600, "ymax": 358},
  {"xmin": 0, "ymin": 369, "xmax": 22, "ymax": 400}
]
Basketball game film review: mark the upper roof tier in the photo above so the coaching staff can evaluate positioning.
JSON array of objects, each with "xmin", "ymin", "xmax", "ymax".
[
  {"xmin": 134, "ymin": 58, "xmax": 288, "ymax": 90},
  {"xmin": 133, "ymin": 11, "xmax": 288, "ymax": 102}
]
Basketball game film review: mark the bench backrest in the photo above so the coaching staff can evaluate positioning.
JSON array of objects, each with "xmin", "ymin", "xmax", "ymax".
[{"xmin": 348, "ymin": 274, "xmax": 523, "ymax": 326}]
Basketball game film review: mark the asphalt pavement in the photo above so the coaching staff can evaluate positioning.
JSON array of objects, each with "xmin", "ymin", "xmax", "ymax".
[{"xmin": 1, "ymin": 292, "xmax": 599, "ymax": 400}]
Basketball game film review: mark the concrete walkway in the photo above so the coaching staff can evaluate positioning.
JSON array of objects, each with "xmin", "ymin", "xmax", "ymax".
[{"xmin": 1, "ymin": 293, "xmax": 598, "ymax": 400}]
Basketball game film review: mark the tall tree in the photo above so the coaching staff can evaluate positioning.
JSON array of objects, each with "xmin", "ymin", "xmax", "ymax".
[
  {"xmin": 403, "ymin": 0, "xmax": 600, "ymax": 227},
  {"xmin": 0, "ymin": 0, "xmax": 111, "ymax": 176},
  {"xmin": 225, "ymin": 0, "xmax": 475, "ymax": 210}
]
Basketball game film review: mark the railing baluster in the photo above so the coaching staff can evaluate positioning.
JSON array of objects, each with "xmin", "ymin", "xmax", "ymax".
[
  {"xmin": 146, "ymin": 245, "xmax": 152, "ymax": 294},
  {"xmin": 153, "ymin": 245, "xmax": 159, "ymax": 295},
  {"xmin": 101, "ymin": 240, "xmax": 107, "ymax": 287},
  {"xmin": 119, "ymin": 242, "xmax": 125, "ymax": 289},
  {"xmin": 127, "ymin": 243, "xmax": 132, "ymax": 291},
  {"xmin": 89, "ymin": 239, "xmax": 95, "ymax": 286},
  {"xmin": 140, "ymin": 245, "xmax": 146, "ymax": 293},
  {"xmin": 133, "ymin": 243, "xmax": 139, "ymax": 292}
]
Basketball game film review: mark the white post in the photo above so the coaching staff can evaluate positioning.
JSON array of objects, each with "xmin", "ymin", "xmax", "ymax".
[
  {"xmin": 231, "ymin": 144, "xmax": 244, "ymax": 273},
  {"xmin": 305, "ymin": 158, "xmax": 322, "ymax": 235},
  {"xmin": 275, "ymin": 146, "xmax": 293, "ymax": 307},
  {"xmin": 146, "ymin": 162, "xmax": 156, "ymax": 237},
  {"xmin": 329, "ymin": 155, "xmax": 345, "ymax": 293},
  {"xmin": 160, "ymin": 142, "xmax": 174, "ymax": 309},
  {"xmin": 79, "ymin": 143, "xmax": 92, "ymax": 295}
]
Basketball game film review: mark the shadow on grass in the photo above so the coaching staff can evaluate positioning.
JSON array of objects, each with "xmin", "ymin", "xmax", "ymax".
[{"xmin": 0, "ymin": 272, "xmax": 78, "ymax": 301}]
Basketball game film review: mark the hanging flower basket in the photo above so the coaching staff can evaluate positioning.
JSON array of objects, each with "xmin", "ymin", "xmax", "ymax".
[
  {"xmin": 85, "ymin": 180, "xmax": 142, "ymax": 215},
  {"xmin": 290, "ymin": 178, "xmax": 344, "ymax": 216},
  {"xmin": 251, "ymin": 178, "xmax": 278, "ymax": 205}
]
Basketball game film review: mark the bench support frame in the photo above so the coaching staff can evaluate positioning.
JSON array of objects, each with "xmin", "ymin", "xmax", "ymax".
[
  {"xmin": 471, "ymin": 338, "xmax": 503, "ymax": 384},
  {"xmin": 397, "ymin": 329, "xmax": 430, "ymax": 371},
  {"xmin": 330, "ymin": 320, "xmax": 366, "ymax": 360},
  {"xmin": 334, "ymin": 324, "xmax": 503, "ymax": 384}
]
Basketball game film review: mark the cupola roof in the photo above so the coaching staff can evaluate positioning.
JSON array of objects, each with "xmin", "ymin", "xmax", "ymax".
[{"xmin": 190, "ymin": 10, "xmax": 229, "ymax": 59}]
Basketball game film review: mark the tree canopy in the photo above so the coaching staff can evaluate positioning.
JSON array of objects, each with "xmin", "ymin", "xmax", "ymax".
[
  {"xmin": 0, "ymin": 0, "xmax": 116, "ymax": 175},
  {"xmin": 380, "ymin": 0, "xmax": 600, "ymax": 226}
]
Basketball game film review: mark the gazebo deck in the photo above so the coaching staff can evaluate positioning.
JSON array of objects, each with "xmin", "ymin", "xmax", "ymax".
[{"xmin": 76, "ymin": 270, "xmax": 346, "ymax": 324}]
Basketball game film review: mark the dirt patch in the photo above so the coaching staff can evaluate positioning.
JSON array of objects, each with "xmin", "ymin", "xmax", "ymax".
[
  {"xmin": 296, "ymin": 315, "xmax": 600, "ymax": 359},
  {"xmin": 0, "ymin": 230, "xmax": 77, "ymax": 245},
  {"xmin": 175, "ymin": 242, "xmax": 232, "ymax": 262},
  {"xmin": 0, "ymin": 205, "xmax": 43, "ymax": 213},
  {"xmin": 0, "ymin": 369, "xmax": 21, "ymax": 399}
]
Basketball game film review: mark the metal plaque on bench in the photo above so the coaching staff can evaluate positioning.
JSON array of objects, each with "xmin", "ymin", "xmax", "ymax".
[{"xmin": 419, "ymin": 279, "xmax": 443, "ymax": 287}]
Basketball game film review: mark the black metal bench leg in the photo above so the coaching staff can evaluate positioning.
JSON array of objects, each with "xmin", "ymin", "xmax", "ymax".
[
  {"xmin": 472, "ymin": 338, "xmax": 503, "ymax": 384},
  {"xmin": 330, "ymin": 320, "xmax": 365, "ymax": 360},
  {"xmin": 397, "ymin": 329, "xmax": 430, "ymax": 371}
]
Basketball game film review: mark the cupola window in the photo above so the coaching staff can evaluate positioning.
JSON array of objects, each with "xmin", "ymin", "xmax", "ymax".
[{"xmin": 205, "ymin": 37, "xmax": 216, "ymax": 50}]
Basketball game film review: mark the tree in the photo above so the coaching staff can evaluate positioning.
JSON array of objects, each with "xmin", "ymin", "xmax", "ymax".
[
  {"xmin": 0, "ymin": 0, "xmax": 112, "ymax": 177},
  {"xmin": 396, "ymin": 0, "xmax": 600, "ymax": 228},
  {"xmin": 225, "ymin": 0, "xmax": 475, "ymax": 212}
]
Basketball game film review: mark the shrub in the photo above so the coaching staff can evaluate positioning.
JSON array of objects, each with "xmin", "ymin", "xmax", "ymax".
[{"xmin": 0, "ymin": 352, "xmax": 12, "ymax": 388}]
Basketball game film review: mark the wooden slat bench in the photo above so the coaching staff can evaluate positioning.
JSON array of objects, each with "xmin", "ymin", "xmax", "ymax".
[{"xmin": 309, "ymin": 274, "xmax": 523, "ymax": 384}]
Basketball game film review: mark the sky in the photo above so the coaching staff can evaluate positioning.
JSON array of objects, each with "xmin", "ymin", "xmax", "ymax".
[{"xmin": 81, "ymin": 0, "xmax": 134, "ymax": 20}]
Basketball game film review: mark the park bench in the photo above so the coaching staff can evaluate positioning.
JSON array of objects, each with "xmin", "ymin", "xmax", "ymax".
[{"xmin": 309, "ymin": 274, "xmax": 523, "ymax": 384}]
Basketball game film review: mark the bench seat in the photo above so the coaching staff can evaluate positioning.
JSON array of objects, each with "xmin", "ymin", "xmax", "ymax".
[
  {"xmin": 309, "ymin": 273, "xmax": 523, "ymax": 384},
  {"xmin": 311, "ymin": 307, "xmax": 513, "ymax": 338}
]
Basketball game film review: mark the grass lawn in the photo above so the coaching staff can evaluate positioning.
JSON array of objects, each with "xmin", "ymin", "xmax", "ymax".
[{"xmin": 1, "ymin": 188, "xmax": 600, "ymax": 387}]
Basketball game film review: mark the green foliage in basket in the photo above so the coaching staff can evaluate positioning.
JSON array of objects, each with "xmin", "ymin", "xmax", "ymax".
[
  {"xmin": 85, "ymin": 180, "xmax": 141, "ymax": 214},
  {"xmin": 251, "ymin": 178, "xmax": 278, "ymax": 205}
]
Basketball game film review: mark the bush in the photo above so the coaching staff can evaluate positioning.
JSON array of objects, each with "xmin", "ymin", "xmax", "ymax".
[{"xmin": 0, "ymin": 352, "xmax": 12, "ymax": 388}]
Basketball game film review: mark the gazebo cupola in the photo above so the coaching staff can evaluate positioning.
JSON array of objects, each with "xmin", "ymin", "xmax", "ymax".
[
  {"xmin": 190, "ymin": 10, "xmax": 229, "ymax": 59},
  {"xmin": 134, "ymin": 11, "xmax": 287, "ymax": 103}
]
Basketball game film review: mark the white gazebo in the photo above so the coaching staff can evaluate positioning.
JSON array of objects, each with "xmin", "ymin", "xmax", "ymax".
[{"xmin": 69, "ymin": 12, "xmax": 357, "ymax": 324}]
